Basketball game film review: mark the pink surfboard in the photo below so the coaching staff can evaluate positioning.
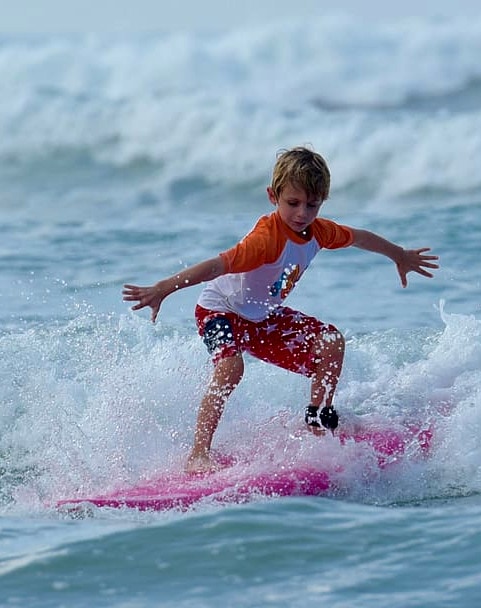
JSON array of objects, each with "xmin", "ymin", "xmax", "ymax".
[{"xmin": 56, "ymin": 424, "xmax": 432, "ymax": 512}]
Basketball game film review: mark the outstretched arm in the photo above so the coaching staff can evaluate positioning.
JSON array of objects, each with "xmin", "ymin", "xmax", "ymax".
[
  {"xmin": 351, "ymin": 228, "xmax": 439, "ymax": 288},
  {"xmin": 123, "ymin": 256, "xmax": 226, "ymax": 322}
]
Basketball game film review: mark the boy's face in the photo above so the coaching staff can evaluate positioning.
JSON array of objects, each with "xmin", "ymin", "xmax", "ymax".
[{"xmin": 267, "ymin": 183, "xmax": 323, "ymax": 234}]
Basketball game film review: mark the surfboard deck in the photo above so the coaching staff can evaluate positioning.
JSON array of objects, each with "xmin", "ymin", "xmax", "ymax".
[
  {"xmin": 56, "ymin": 423, "xmax": 433, "ymax": 513},
  {"xmin": 56, "ymin": 466, "xmax": 332, "ymax": 512}
]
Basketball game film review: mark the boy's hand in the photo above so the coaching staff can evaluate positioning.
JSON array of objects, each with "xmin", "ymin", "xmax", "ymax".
[
  {"xmin": 351, "ymin": 230, "xmax": 438, "ymax": 288},
  {"xmin": 396, "ymin": 248, "xmax": 439, "ymax": 288},
  {"xmin": 123, "ymin": 257, "xmax": 226, "ymax": 323},
  {"xmin": 123, "ymin": 283, "xmax": 164, "ymax": 323}
]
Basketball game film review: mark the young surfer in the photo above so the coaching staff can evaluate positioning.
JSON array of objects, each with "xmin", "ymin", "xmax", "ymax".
[{"xmin": 123, "ymin": 146, "xmax": 438, "ymax": 472}]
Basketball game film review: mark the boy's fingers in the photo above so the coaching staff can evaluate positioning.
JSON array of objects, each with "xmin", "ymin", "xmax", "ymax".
[
  {"xmin": 415, "ymin": 248, "xmax": 438, "ymax": 257},
  {"xmin": 416, "ymin": 268, "xmax": 434, "ymax": 278},
  {"xmin": 123, "ymin": 284, "xmax": 146, "ymax": 297},
  {"xmin": 123, "ymin": 295, "xmax": 144, "ymax": 302}
]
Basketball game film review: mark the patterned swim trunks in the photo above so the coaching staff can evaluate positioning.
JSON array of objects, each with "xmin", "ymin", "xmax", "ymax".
[{"xmin": 195, "ymin": 304, "xmax": 340, "ymax": 377}]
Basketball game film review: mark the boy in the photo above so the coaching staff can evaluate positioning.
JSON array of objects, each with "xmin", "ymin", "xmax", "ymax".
[{"xmin": 123, "ymin": 147, "xmax": 438, "ymax": 472}]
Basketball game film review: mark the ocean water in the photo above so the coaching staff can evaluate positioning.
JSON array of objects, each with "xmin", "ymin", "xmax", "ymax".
[{"xmin": 1, "ymin": 14, "xmax": 481, "ymax": 607}]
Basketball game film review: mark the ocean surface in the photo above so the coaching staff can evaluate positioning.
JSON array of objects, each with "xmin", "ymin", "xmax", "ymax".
[{"xmin": 1, "ymin": 14, "xmax": 481, "ymax": 607}]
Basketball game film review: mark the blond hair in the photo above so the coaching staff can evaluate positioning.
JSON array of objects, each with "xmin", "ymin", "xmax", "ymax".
[{"xmin": 270, "ymin": 146, "xmax": 331, "ymax": 201}]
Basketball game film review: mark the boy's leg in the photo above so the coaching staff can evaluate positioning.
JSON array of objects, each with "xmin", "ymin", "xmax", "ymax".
[
  {"xmin": 304, "ymin": 329, "xmax": 345, "ymax": 434},
  {"xmin": 242, "ymin": 307, "xmax": 345, "ymax": 430},
  {"xmin": 186, "ymin": 352, "xmax": 244, "ymax": 472},
  {"xmin": 310, "ymin": 329, "xmax": 345, "ymax": 409}
]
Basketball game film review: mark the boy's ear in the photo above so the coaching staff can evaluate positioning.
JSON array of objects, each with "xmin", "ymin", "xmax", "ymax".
[{"xmin": 267, "ymin": 186, "xmax": 277, "ymax": 206}]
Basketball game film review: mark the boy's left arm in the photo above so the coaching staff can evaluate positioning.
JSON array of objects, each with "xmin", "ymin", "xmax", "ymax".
[{"xmin": 351, "ymin": 228, "xmax": 439, "ymax": 288}]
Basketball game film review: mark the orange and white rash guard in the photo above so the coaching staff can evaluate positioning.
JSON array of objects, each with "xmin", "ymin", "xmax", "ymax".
[{"xmin": 197, "ymin": 211, "xmax": 354, "ymax": 322}]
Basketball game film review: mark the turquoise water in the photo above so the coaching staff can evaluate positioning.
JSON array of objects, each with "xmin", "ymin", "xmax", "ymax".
[
  {"xmin": 3, "ymin": 499, "xmax": 481, "ymax": 607},
  {"xmin": 1, "ymin": 15, "xmax": 481, "ymax": 606}
]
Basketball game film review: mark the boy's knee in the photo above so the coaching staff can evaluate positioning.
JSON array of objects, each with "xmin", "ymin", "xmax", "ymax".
[
  {"xmin": 313, "ymin": 326, "xmax": 345, "ymax": 357},
  {"xmin": 214, "ymin": 352, "xmax": 245, "ymax": 388},
  {"xmin": 323, "ymin": 324, "xmax": 344, "ymax": 347}
]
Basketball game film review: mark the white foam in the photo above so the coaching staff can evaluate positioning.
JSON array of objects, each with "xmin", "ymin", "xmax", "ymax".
[
  {"xmin": 1, "ymin": 17, "xmax": 481, "ymax": 207},
  {"xmin": 1, "ymin": 302, "xmax": 480, "ymax": 511}
]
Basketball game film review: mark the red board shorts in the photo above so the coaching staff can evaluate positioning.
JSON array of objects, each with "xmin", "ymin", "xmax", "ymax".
[{"xmin": 195, "ymin": 304, "xmax": 340, "ymax": 378}]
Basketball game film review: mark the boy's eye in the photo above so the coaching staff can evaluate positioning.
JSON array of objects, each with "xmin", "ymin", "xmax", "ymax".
[{"xmin": 285, "ymin": 199, "xmax": 320, "ymax": 208}]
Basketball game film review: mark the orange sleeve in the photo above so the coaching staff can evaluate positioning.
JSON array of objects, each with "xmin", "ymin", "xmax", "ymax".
[
  {"xmin": 219, "ymin": 215, "xmax": 286, "ymax": 273},
  {"xmin": 312, "ymin": 218, "xmax": 354, "ymax": 249}
]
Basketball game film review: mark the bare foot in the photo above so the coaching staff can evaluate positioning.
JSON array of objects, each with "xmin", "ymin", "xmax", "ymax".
[{"xmin": 185, "ymin": 452, "xmax": 218, "ymax": 474}]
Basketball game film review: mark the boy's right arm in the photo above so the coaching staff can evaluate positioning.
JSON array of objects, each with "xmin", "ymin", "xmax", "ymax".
[{"xmin": 123, "ymin": 256, "xmax": 226, "ymax": 323}]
